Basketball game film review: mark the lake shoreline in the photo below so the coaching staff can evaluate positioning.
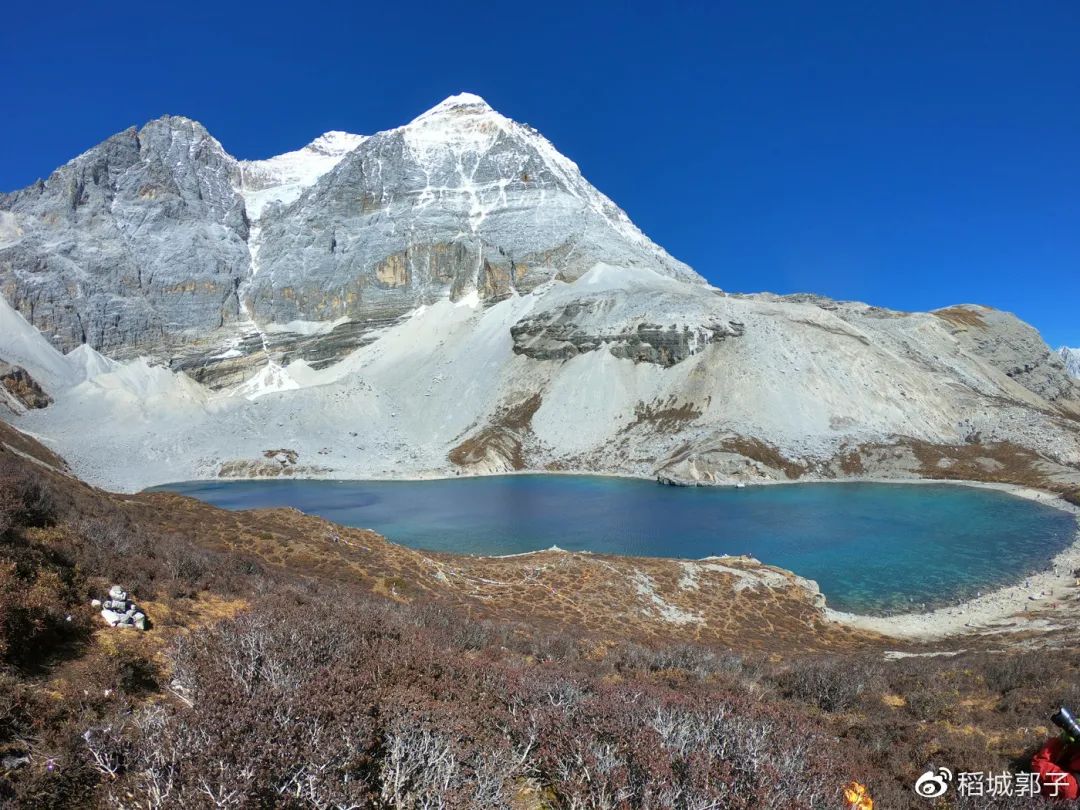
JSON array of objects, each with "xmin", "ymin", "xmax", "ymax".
[
  {"xmin": 823, "ymin": 480, "xmax": 1080, "ymax": 641},
  {"xmin": 149, "ymin": 472, "xmax": 1080, "ymax": 640}
]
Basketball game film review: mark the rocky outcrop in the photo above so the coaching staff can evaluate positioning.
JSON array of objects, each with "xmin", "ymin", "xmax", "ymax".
[
  {"xmin": 0, "ymin": 117, "xmax": 250, "ymax": 358},
  {"xmin": 511, "ymin": 303, "xmax": 743, "ymax": 366},
  {"xmin": 449, "ymin": 394, "xmax": 543, "ymax": 472},
  {"xmin": 217, "ymin": 448, "xmax": 330, "ymax": 478},
  {"xmin": 656, "ymin": 436, "xmax": 805, "ymax": 485},
  {"xmin": 932, "ymin": 306, "xmax": 1080, "ymax": 414},
  {"xmin": 96, "ymin": 585, "xmax": 147, "ymax": 630},
  {"xmin": 0, "ymin": 362, "xmax": 51, "ymax": 411}
]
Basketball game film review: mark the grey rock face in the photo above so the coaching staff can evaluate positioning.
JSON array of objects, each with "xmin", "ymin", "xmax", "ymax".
[
  {"xmin": 247, "ymin": 94, "xmax": 700, "ymax": 328},
  {"xmin": 511, "ymin": 299, "xmax": 743, "ymax": 366},
  {"xmin": 0, "ymin": 116, "xmax": 250, "ymax": 358},
  {"xmin": 1061, "ymin": 347, "xmax": 1080, "ymax": 379},
  {"xmin": 0, "ymin": 95, "xmax": 700, "ymax": 381},
  {"xmin": 935, "ymin": 306, "xmax": 1080, "ymax": 409}
]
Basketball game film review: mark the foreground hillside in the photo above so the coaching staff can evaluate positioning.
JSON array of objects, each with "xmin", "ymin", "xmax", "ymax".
[{"xmin": 0, "ymin": 422, "xmax": 1079, "ymax": 808}]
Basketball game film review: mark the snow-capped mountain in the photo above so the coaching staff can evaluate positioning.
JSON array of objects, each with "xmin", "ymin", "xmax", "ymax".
[
  {"xmin": 244, "ymin": 93, "xmax": 699, "ymax": 351},
  {"xmin": 239, "ymin": 130, "xmax": 367, "ymax": 219},
  {"xmin": 0, "ymin": 95, "xmax": 1078, "ymax": 492},
  {"xmin": 1062, "ymin": 347, "xmax": 1080, "ymax": 379},
  {"xmin": 0, "ymin": 116, "xmax": 249, "ymax": 357},
  {"xmin": 0, "ymin": 93, "xmax": 695, "ymax": 375}
]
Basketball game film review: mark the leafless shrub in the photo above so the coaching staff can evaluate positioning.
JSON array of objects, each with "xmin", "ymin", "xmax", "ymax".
[{"xmin": 774, "ymin": 656, "xmax": 882, "ymax": 713}]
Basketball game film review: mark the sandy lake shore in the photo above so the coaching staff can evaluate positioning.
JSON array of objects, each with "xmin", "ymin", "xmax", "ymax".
[{"xmin": 823, "ymin": 479, "xmax": 1080, "ymax": 641}]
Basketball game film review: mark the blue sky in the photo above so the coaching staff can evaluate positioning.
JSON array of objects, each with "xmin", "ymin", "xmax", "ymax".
[{"xmin": 3, "ymin": 1, "xmax": 1077, "ymax": 346}]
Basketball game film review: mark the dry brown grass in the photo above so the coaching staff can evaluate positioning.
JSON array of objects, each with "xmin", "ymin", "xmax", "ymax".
[
  {"xmin": 448, "ymin": 393, "xmax": 542, "ymax": 470},
  {"xmin": 905, "ymin": 439, "xmax": 1054, "ymax": 489},
  {"xmin": 622, "ymin": 396, "xmax": 703, "ymax": 433},
  {"xmin": 720, "ymin": 436, "xmax": 808, "ymax": 479},
  {"xmin": 934, "ymin": 305, "xmax": 989, "ymax": 329}
]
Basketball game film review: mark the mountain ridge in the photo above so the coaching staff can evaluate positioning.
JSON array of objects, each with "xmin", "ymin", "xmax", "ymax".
[
  {"xmin": 0, "ymin": 94, "xmax": 697, "ymax": 378},
  {"xmin": 0, "ymin": 95, "xmax": 1077, "ymax": 493}
]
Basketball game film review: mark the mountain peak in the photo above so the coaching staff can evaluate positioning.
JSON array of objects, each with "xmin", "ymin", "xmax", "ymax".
[
  {"xmin": 409, "ymin": 93, "xmax": 497, "ymax": 126},
  {"xmin": 431, "ymin": 92, "xmax": 493, "ymax": 111},
  {"xmin": 305, "ymin": 130, "xmax": 367, "ymax": 157}
]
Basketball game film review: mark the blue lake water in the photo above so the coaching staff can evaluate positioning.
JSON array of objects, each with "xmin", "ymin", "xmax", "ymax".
[{"xmin": 150, "ymin": 476, "xmax": 1078, "ymax": 615}]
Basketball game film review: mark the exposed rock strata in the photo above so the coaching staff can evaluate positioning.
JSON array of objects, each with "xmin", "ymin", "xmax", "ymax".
[
  {"xmin": 0, "ymin": 362, "xmax": 51, "ymax": 411},
  {"xmin": 0, "ymin": 117, "xmax": 249, "ymax": 357}
]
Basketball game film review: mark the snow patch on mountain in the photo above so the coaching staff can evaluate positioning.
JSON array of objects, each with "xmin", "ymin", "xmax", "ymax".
[
  {"xmin": 399, "ymin": 93, "xmax": 698, "ymax": 283},
  {"xmin": 1061, "ymin": 347, "xmax": 1080, "ymax": 379},
  {"xmin": 0, "ymin": 212, "xmax": 22, "ymax": 249},
  {"xmin": 239, "ymin": 130, "xmax": 367, "ymax": 219}
]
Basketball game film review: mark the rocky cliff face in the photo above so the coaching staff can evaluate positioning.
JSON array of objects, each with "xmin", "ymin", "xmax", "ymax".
[
  {"xmin": 1061, "ymin": 347, "xmax": 1080, "ymax": 379},
  {"xmin": 0, "ymin": 96, "xmax": 1078, "ymax": 493},
  {"xmin": 0, "ymin": 117, "xmax": 250, "ymax": 358},
  {"xmin": 0, "ymin": 94, "xmax": 698, "ymax": 381},
  {"xmin": 239, "ymin": 94, "xmax": 700, "ymax": 372}
]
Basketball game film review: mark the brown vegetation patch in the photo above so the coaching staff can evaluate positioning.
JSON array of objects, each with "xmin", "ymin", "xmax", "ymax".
[
  {"xmin": 449, "ymin": 393, "xmax": 542, "ymax": 470},
  {"xmin": 719, "ymin": 436, "xmax": 807, "ymax": 479},
  {"xmin": 835, "ymin": 447, "xmax": 866, "ymax": 475},
  {"xmin": 622, "ymin": 395, "xmax": 703, "ymax": 433},
  {"xmin": 934, "ymin": 305, "xmax": 989, "ymax": 329},
  {"xmin": 0, "ymin": 420, "xmax": 68, "ymax": 472},
  {"xmin": 905, "ymin": 439, "xmax": 1053, "ymax": 489}
]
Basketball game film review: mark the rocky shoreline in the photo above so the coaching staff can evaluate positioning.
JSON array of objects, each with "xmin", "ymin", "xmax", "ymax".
[{"xmin": 826, "ymin": 481, "xmax": 1080, "ymax": 641}]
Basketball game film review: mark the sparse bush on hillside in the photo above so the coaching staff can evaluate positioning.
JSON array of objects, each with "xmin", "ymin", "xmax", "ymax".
[
  {"xmin": 82, "ymin": 592, "xmax": 851, "ymax": 809},
  {"xmin": 3, "ymin": 447, "xmax": 1080, "ymax": 807},
  {"xmin": 0, "ymin": 460, "xmax": 54, "ymax": 537},
  {"xmin": 981, "ymin": 653, "xmax": 1051, "ymax": 696},
  {"xmin": 774, "ymin": 655, "xmax": 883, "ymax": 714}
]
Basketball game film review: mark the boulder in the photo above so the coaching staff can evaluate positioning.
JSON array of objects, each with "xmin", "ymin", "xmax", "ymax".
[
  {"xmin": 101, "ymin": 608, "xmax": 123, "ymax": 626},
  {"xmin": 1, "ymin": 754, "xmax": 29, "ymax": 772}
]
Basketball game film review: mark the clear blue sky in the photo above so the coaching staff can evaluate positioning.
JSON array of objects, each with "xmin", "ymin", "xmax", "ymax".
[{"xmin": 3, "ymin": 1, "xmax": 1077, "ymax": 346}]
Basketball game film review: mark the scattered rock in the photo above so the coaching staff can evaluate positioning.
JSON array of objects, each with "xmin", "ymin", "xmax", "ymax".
[
  {"xmin": 263, "ymin": 448, "xmax": 299, "ymax": 467},
  {"xmin": 1, "ymin": 754, "xmax": 29, "ymax": 772},
  {"xmin": 96, "ymin": 584, "xmax": 148, "ymax": 630}
]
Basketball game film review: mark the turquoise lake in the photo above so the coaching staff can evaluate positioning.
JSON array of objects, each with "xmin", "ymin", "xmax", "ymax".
[{"xmin": 150, "ymin": 476, "xmax": 1079, "ymax": 615}]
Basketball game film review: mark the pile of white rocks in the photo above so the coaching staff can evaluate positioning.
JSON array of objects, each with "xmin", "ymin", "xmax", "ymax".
[{"xmin": 92, "ymin": 585, "xmax": 148, "ymax": 630}]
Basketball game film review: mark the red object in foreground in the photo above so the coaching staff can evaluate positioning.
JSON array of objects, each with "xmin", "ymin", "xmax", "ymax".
[{"xmin": 1031, "ymin": 737, "xmax": 1080, "ymax": 799}]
